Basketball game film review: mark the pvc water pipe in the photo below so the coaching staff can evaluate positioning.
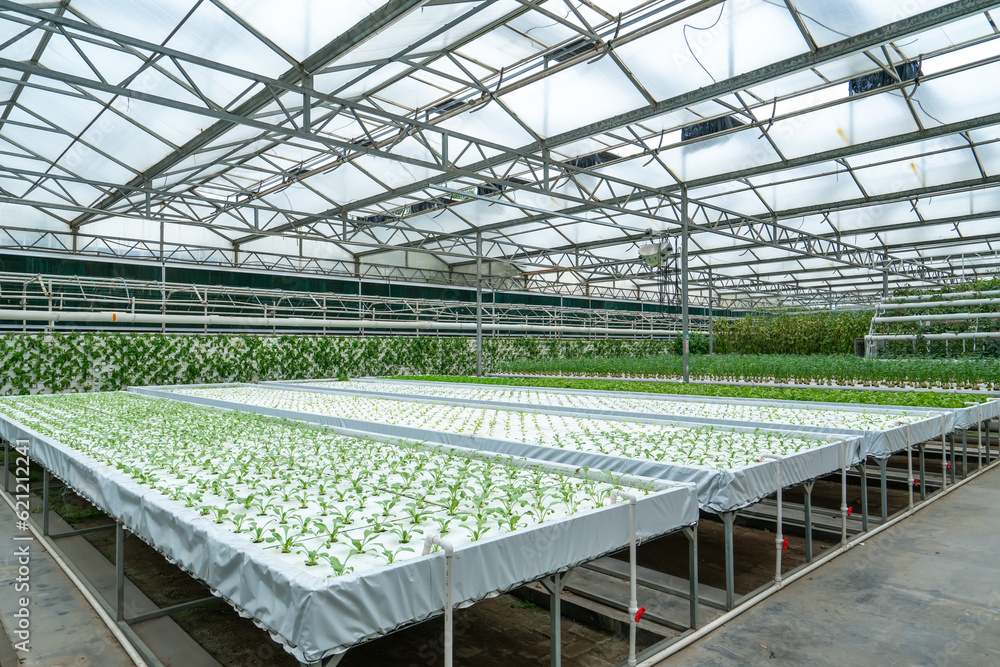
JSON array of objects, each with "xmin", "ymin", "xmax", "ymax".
[
  {"xmin": 890, "ymin": 289, "xmax": 1000, "ymax": 303},
  {"xmin": 761, "ymin": 455, "xmax": 784, "ymax": 588},
  {"xmin": 880, "ymin": 296, "xmax": 1000, "ymax": 310},
  {"xmin": 872, "ymin": 311, "xmax": 1000, "ymax": 323},
  {"xmin": 0, "ymin": 309, "xmax": 681, "ymax": 337},
  {"xmin": 635, "ymin": 453, "xmax": 1000, "ymax": 667},
  {"xmin": 612, "ymin": 489, "xmax": 639, "ymax": 667},
  {"xmin": 422, "ymin": 536, "xmax": 455, "ymax": 667},
  {"xmin": 868, "ymin": 332, "xmax": 1000, "ymax": 341}
]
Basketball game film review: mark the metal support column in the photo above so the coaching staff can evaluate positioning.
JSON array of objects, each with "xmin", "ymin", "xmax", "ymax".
[
  {"xmin": 115, "ymin": 522, "xmax": 125, "ymax": 622},
  {"xmin": 476, "ymin": 231, "xmax": 483, "ymax": 377},
  {"xmin": 949, "ymin": 433, "xmax": 956, "ymax": 484},
  {"xmin": 542, "ymin": 572, "xmax": 565, "ymax": 667},
  {"xmin": 919, "ymin": 443, "xmax": 926, "ymax": 500},
  {"xmin": 962, "ymin": 430, "xmax": 968, "ymax": 478},
  {"xmin": 722, "ymin": 511, "xmax": 736, "ymax": 610},
  {"xmin": 802, "ymin": 480, "xmax": 814, "ymax": 562},
  {"xmin": 42, "ymin": 468, "xmax": 50, "ymax": 537},
  {"xmin": 878, "ymin": 458, "xmax": 889, "ymax": 523},
  {"xmin": 707, "ymin": 268, "xmax": 714, "ymax": 356},
  {"xmin": 858, "ymin": 462, "xmax": 869, "ymax": 532},
  {"xmin": 685, "ymin": 525, "xmax": 699, "ymax": 629},
  {"xmin": 681, "ymin": 187, "xmax": 690, "ymax": 383}
]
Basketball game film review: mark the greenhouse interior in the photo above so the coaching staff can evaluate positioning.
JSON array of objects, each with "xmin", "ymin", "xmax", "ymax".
[{"xmin": 1, "ymin": 1, "xmax": 999, "ymax": 666}]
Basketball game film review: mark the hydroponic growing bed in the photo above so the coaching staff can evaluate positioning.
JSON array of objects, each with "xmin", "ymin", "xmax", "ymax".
[
  {"xmin": 0, "ymin": 392, "xmax": 698, "ymax": 663},
  {"xmin": 266, "ymin": 378, "xmax": 971, "ymax": 458},
  {"xmin": 134, "ymin": 384, "xmax": 866, "ymax": 513}
]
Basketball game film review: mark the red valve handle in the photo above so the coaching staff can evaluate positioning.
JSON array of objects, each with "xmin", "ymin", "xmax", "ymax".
[
  {"xmin": 847, "ymin": 506, "xmax": 853, "ymax": 517},
  {"xmin": 635, "ymin": 607, "xmax": 646, "ymax": 623},
  {"xmin": 782, "ymin": 537, "xmax": 789, "ymax": 551}
]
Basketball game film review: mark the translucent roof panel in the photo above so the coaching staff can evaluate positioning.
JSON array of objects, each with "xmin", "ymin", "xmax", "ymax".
[{"xmin": 0, "ymin": 0, "xmax": 997, "ymax": 306}]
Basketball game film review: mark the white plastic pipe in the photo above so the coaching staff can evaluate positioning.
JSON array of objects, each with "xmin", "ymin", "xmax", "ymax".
[
  {"xmin": 891, "ymin": 289, "xmax": 1000, "ymax": 303},
  {"xmin": 872, "ymin": 311, "xmax": 1000, "ymax": 323},
  {"xmin": 612, "ymin": 490, "xmax": 639, "ymax": 667},
  {"xmin": 0, "ymin": 309, "xmax": 681, "ymax": 336},
  {"xmin": 868, "ymin": 331, "xmax": 1000, "ymax": 341},
  {"xmin": 762, "ymin": 455, "xmax": 784, "ymax": 587},
  {"xmin": 880, "ymin": 296, "xmax": 1000, "ymax": 310},
  {"xmin": 635, "ymin": 452, "xmax": 1000, "ymax": 667},
  {"xmin": 422, "ymin": 536, "xmax": 455, "ymax": 667}
]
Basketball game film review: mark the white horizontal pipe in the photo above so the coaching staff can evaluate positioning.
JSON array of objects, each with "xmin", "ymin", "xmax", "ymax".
[
  {"xmin": 0, "ymin": 309, "xmax": 681, "ymax": 336},
  {"xmin": 873, "ymin": 311, "xmax": 1000, "ymax": 323},
  {"xmin": 867, "ymin": 331, "xmax": 1000, "ymax": 341},
  {"xmin": 891, "ymin": 289, "xmax": 1000, "ymax": 303},
  {"xmin": 881, "ymin": 296, "xmax": 1000, "ymax": 311}
]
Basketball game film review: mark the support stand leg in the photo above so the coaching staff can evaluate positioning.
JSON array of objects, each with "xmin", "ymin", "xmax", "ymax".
[
  {"xmin": 3, "ymin": 440, "xmax": 8, "ymax": 495},
  {"xmin": 116, "ymin": 522, "xmax": 125, "ymax": 622},
  {"xmin": 878, "ymin": 458, "xmax": 888, "ymax": 523},
  {"xmin": 42, "ymin": 468, "xmax": 50, "ymax": 537},
  {"xmin": 858, "ymin": 462, "xmax": 869, "ymax": 532},
  {"xmin": 542, "ymin": 572, "xmax": 564, "ymax": 667},
  {"xmin": 723, "ymin": 512, "xmax": 736, "ymax": 611},
  {"xmin": 803, "ymin": 481, "xmax": 814, "ymax": 563},
  {"xmin": 919, "ymin": 443, "xmax": 926, "ymax": 501},
  {"xmin": 685, "ymin": 526, "xmax": 699, "ymax": 630},
  {"xmin": 962, "ymin": 430, "xmax": 968, "ymax": 478},
  {"xmin": 949, "ymin": 434, "xmax": 956, "ymax": 484}
]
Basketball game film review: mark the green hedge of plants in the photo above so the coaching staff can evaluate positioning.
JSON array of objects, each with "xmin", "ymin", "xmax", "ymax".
[
  {"xmin": 0, "ymin": 333, "xmax": 671, "ymax": 395},
  {"xmin": 713, "ymin": 311, "xmax": 872, "ymax": 355}
]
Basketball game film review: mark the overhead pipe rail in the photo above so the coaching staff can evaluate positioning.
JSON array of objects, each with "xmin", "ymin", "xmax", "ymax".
[{"xmin": 0, "ymin": 272, "xmax": 719, "ymax": 336}]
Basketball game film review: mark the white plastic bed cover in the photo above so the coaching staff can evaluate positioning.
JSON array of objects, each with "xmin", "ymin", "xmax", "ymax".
[
  {"xmin": 265, "ymin": 378, "xmax": 988, "ymax": 460},
  {"xmin": 0, "ymin": 394, "xmax": 698, "ymax": 664},
  {"xmin": 131, "ymin": 384, "xmax": 867, "ymax": 514}
]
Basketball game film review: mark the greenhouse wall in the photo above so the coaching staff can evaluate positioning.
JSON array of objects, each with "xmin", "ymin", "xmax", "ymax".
[{"xmin": 0, "ymin": 333, "xmax": 671, "ymax": 395}]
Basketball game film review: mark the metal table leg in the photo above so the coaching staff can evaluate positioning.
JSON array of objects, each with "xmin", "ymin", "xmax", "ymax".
[
  {"xmin": 803, "ymin": 480, "xmax": 814, "ymax": 562},
  {"xmin": 723, "ymin": 511, "xmax": 736, "ymax": 610}
]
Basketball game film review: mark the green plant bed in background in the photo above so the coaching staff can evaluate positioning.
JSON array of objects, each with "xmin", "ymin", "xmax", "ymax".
[
  {"xmin": 497, "ymin": 353, "xmax": 1000, "ymax": 390},
  {"xmin": 400, "ymin": 376, "xmax": 992, "ymax": 409}
]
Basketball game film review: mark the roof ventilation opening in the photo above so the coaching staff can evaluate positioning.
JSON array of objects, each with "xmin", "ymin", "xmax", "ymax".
[
  {"xmin": 410, "ymin": 197, "xmax": 452, "ymax": 214},
  {"xmin": 548, "ymin": 37, "xmax": 598, "ymax": 64},
  {"xmin": 357, "ymin": 214, "xmax": 391, "ymax": 225},
  {"xmin": 476, "ymin": 177, "xmax": 529, "ymax": 197},
  {"xmin": 848, "ymin": 61, "xmax": 921, "ymax": 96},
  {"xmin": 681, "ymin": 115, "xmax": 746, "ymax": 143},
  {"xmin": 426, "ymin": 98, "xmax": 464, "ymax": 118},
  {"xmin": 564, "ymin": 151, "xmax": 620, "ymax": 170}
]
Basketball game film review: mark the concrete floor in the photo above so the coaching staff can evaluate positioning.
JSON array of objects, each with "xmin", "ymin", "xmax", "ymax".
[
  {"xmin": 0, "ymin": 503, "xmax": 133, "ymax": 667},
  {"xmin": 664, "ymin": 466, "xmax": 1000, "ymax": 667}
]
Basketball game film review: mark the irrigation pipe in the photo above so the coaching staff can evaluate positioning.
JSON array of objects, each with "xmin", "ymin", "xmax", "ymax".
[
  {"xmin": 636, "ymin": 447, "xmax": 1000, "ymax": 667},
  {"xmin": 0, "ymin": 481, "xmax": 148, "ymax": 667},
  {"xmin": 0, "ymin": 309, "xmax": 680, "ymax": 337}
]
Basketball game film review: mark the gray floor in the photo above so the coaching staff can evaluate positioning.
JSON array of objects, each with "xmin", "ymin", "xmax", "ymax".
[
  {"xmin": 0, "ymin": 504, "xmax": 133, "ymax": 667},
  {"xmin": 665, "ymin": 466, "xmax": 1000, "ymax": 667}
]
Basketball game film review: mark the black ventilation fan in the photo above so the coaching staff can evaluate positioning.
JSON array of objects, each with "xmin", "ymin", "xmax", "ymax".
[
  {"xmin": 681, "ymin": 115, "xmax": 746, "ymax": 142},
  {"xmin": 848, "ymin": 61, "xmax": 920, "ymax": 96}
]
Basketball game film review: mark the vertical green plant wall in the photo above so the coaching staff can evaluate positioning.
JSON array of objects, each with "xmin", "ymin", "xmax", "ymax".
[
  {"xmin": 713, "ymin": 311, "xmax": 873, "ymax": 355},
  {"xmin": 0, "ymin": 333, "xmax": 671, "ymax": 395}
]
